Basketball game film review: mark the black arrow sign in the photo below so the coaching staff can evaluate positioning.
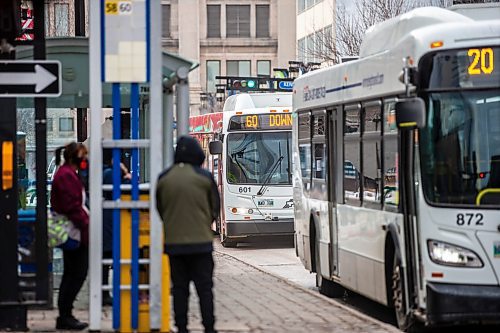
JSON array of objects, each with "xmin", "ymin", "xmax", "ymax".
[{"xmin": 0, "ymin": 61, "xmax": 61, "ymax": 98}]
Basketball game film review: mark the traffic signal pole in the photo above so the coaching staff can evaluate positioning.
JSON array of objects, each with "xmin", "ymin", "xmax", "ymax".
[{"xmin": 32, "ymin": 0, "xmax": 49, "ymax": 304}]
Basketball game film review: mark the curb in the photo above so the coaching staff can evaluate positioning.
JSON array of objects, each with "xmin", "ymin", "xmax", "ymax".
[{"xmin": 214, "ymin": 249, "xmax": 401, "ymax": 333}]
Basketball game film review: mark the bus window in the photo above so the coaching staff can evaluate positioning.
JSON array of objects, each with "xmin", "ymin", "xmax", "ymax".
[
  {"xmin": 298, "ymin": 112, "xmax": 312, "ymax": 193},
  {"xmin": 312, "ymin": 112, "xmax": 327, "ymax": 200},
  {"xmin": 383, "ymin": 102, "xmax": 399, "ymax": 207},
  {"xmin": 344, "ymin": 106, "xmax": 361, "ymax": 205},
  {"xmin": 362, "ymin": 104, "xmax": 382, "ymax": 206}
]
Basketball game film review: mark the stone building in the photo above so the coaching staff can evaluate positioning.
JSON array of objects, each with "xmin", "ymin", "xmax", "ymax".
[{"xmin": 162, "ymin": 0, "xmax": 296, "ymax": 115}]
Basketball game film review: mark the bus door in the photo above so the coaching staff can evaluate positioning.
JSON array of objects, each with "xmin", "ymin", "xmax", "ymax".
[
  {"xmin": 327, "ymin": 108, "xmax": 339, "ymax": 276},
  {"xmin": 311, "ymin": 110, "xmax": 330, "ymax": 277}
]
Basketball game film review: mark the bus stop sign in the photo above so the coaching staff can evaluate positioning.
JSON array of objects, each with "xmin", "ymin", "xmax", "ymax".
[{"xmin": 0, "ymin": 61, "xmax": 61, "ymax": 98}]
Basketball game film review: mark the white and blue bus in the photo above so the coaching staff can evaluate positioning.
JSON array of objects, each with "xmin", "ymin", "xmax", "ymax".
[
  {"xmin": 292, "ymin": 6, "xmax": 500, "ymax": 330},
  {"xmin": 208, "ymin": 92, "xmax": 295, "ymax": 247}
]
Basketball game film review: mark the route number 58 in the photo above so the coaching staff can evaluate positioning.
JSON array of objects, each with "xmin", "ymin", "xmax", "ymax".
[
  {"xmin": 105, "ymin": 0, "xmax": 132, "ymax": 15},
  {"xmin": 468, "ymin": 48, "xmax": 494, "ymax": 75}
]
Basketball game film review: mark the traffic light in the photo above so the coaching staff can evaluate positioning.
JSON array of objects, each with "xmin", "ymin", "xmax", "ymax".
[
  {"xmin": 0, "ymin": 0, "xmax": 22, "ymax": 42},
  {"xmin": 231, "ymin": 79, "xmax": 257, "ymax": 91}
]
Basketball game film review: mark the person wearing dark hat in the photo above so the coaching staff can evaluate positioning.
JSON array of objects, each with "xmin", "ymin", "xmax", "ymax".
[{"xmin": 156, "ymin": 136, "xmax": 220, "ymax": 333}]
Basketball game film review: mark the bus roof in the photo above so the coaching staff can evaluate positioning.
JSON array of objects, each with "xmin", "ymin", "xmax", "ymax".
[
  {"xmin": 293, "ymin": 7, "xmax": 500, "ymax": 111},
  {"xmin": 359, "ymin": 7, "xmax": 471, "ymax": 58},
  {"xmin": 449, "ymin": 3, "xmax": 500, "ymax": 21},
  {"xmin": 223, "ymin": 92, "xmax": 292, "ymax": 112}
]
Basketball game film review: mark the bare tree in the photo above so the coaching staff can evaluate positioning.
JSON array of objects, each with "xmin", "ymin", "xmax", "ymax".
[{"xmin": 300, "ymin": 0, "xmax": 454, "ymax": 65}]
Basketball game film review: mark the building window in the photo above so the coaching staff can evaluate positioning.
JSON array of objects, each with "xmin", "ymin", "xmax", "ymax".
[
  {"xmin": 45, "ymin": 5, "xmax": 50, "ymax": 36},
  {"xmin": 59, "ymin": 117, "xmax": 74, "ymax": 132},
  {"xmin": 47, "ymin": 118, "xmax": 53, "ymax": 132},
  {"xmin": 298, "ymin": 0, "xmax": 305, "ymax": 13},
  {"xmin": 256, "ymin": 5, "xmax": 270, "ymax": 38},
  {"xmin": 207, "ymin": 5, "xmax": 221, "ymax": 38},
  {"xmin": 226, "ymin": 5, "xmax": 250, "ymax": 38},
  {"xmin": 298, "ymin": 38, "xmax": 305, "ymax": 62},
  {"xmin": 54, "ymin": 3, "xmax": 69, "ymax": 37},
  {"xmin": 305, "ymin": 34, "xmax": 314, "ymax": 62},
  {"xmin": 299, "ymin": 0, "xmax": 323, "ymax": 13},
  {"xmin": 206, "ymin": 60, "xmax": 220, "ymax": 93},
  {"xmin": 227, "ymin": 60, "xmax": 251, "ymax": 76},
  {"xmin": 162, "ymin": 5, "xmax": 171, "ymax": 38},
  {"xmin": 257, "ymin": 60, "xmax": 271, "ymax": 76}
]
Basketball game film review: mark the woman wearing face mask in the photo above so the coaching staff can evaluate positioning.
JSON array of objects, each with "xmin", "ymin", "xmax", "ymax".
[{"xmin": 51, "ymin": 142, "xmax": 89, "ymax": 330}]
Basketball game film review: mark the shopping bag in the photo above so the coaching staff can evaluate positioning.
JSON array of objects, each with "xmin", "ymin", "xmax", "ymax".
[{"xmin": 47, "ymin": 210, "xmax": 81, "ymax": 250}]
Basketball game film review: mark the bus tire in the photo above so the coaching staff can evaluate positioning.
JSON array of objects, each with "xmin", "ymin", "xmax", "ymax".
[
  {"xmin": 392, "ymin": 255, "xmax": 414, "ymax": 331},
  {"xmin": 315, "ymin": 239, "xmax": 343, "ymax": 298}
]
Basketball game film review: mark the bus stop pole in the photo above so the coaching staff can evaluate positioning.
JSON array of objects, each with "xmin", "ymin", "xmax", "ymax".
[
  {"xmin": 149, "ymin": 0, "xmax": 164, "ymax": 328},
  {"xmin": 88, "ymin": 0, "xmax": 103, "ymax": 329}
]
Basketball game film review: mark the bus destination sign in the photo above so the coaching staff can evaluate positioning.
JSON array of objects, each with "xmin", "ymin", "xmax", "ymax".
[
  {"xmin": 229, "ymin": 113, "xmax": 293, "ymax": 131},
  {"xmin": 422, "ymin": 46, "xmax": 499, "ymax": 90}
]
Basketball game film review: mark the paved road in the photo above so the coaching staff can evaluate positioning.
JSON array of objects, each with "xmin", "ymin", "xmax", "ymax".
[
  {"xmin": 189, "ymin": 249, "xmax": 399, "ymax": 333},
  {"xmin": 214, "ymin": 240, "xmax": 398, "ymax": 327},
  {"xmin": 214, "ymin": 239, "xmax": 500, "ymax": 333}
]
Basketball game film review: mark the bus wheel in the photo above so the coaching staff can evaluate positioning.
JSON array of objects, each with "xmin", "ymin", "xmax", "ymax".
[
  {"xmin": 316, "ymin": 239, "xmax": 343, "ymax": 298},
  {"xmin": 392, "ymin": 256, "xmax": 413, "ymax": 330}
]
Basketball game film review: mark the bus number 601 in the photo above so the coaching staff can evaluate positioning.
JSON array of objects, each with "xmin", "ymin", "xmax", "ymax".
[{"xmin": 239, "ymin": 187, "xmax": 251, "ymax": 193}]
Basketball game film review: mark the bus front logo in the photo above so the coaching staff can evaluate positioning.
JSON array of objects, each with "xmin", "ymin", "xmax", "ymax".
[{"xmin": 494, "ymin": 242, "xmax": 500, "ymax": 258}]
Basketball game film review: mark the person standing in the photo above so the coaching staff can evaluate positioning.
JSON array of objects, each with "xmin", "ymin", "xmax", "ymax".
[
  {"xmin": 102, "ymin": 149, "xmax": 131, "ymax": 306},
  {"xmin": 156, "ymin": 136, "xmax": 220, "ymax": 333},
  {"xmin": 51, "ymin": 142, "xmax": 89, "ymax": 330}
]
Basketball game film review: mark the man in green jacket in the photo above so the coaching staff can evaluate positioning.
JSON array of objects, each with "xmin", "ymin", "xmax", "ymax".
[{"xmin": 156, "ymin": 136, "xmax": 220, "ymax": 333}]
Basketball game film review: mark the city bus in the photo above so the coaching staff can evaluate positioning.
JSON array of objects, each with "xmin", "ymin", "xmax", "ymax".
[
  {"xmin": 292, "ymin": 7, "xmax": 500, "ymax": 330},
  {"xmin": 204, "ymin": 92, "xmax": 295, "ymax": 247}
]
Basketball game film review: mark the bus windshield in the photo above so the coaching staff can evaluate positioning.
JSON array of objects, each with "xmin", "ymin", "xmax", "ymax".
[
  {"xmin": 419, "ymin": 90, "xmax": 500, "ymax": 206},
  {"xmin": 226, "ymin": 132, "xmax": 292, "ymax": 185}
]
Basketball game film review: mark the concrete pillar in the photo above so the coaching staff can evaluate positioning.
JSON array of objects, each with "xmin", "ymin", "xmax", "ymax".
[
  {"xmin": 163, "ymin": 87, "xmax": 175, "ymax": 168},
  {"xmin": 176, "ymin": 67, "xmax": 190, "ymax": 137}
]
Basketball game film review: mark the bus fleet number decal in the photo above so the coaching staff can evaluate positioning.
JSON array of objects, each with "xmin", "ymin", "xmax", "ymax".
[
  {"xmin": 238, "ymin": 187, "xmax": 251, "ymax": 194},
  {"xmin": 456, "ymin": 213, "xmax": 484, "ymax": 226}
]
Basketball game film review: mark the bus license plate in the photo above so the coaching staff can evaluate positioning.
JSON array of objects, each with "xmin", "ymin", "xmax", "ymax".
[{"xmin": 258, "ymin": 199, "xmax": 274, "ymax": 207}]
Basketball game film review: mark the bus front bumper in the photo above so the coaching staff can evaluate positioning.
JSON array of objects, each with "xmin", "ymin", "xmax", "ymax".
[
  {"xmin": 426, "ymin": 282, "xmax": 500, "ymax": 325},
  {"xmin": 226, "ymin": 219, "xmax": 294, "ymax": 238}
]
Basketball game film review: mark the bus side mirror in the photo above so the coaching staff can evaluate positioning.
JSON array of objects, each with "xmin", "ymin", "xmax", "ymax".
[
  {"xmin": 396, "ymin": 98, "xmax": 426, "ymax": 130},
  {"xmin": 209, "ymin": 141, "xmax": 223, "ymax": 155}
]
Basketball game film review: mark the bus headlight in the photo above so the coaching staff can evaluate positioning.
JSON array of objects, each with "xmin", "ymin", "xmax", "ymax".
[{"xmin": 428, "ymin": 240, "xmax": 483, "ymax": 268}]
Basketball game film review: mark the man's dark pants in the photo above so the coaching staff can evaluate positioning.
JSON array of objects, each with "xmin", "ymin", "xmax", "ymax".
[
  {"xmin": 58, "ymin": 246, "xmax": 89, "ymax": 317},
  {"xmin": 170, "ymin": 252, "xmax": 215, "ymax": 333}
]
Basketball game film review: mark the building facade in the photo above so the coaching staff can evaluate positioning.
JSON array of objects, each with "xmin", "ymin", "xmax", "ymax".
[
  {"xmin": 296, "ymin": 0, "xmax": 336, "ymax": 65},
  {"xmin": 162, "ymin": 0, "xmax": 296, "ymax": 115}
]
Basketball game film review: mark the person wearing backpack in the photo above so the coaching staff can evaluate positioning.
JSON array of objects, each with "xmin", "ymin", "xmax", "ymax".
[{"xmin": 51, "ymin": 142, "xmax": 89, "ymax": 330}]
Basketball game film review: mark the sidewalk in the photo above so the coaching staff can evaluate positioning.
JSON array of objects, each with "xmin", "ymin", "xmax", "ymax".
[{"xmin": 25, "ymin": 251, "xmax": 398, "ymax": 333}]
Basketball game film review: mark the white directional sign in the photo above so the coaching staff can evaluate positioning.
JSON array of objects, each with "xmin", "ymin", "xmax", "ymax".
[{"xmin": 0, "ymin": 61, "xmax": 61, "ymax": 98}]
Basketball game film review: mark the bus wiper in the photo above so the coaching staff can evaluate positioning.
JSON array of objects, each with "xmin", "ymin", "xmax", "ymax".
[{"xmin": 257, "ymin": 156, "xmax": 284, "ymax": 196}]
